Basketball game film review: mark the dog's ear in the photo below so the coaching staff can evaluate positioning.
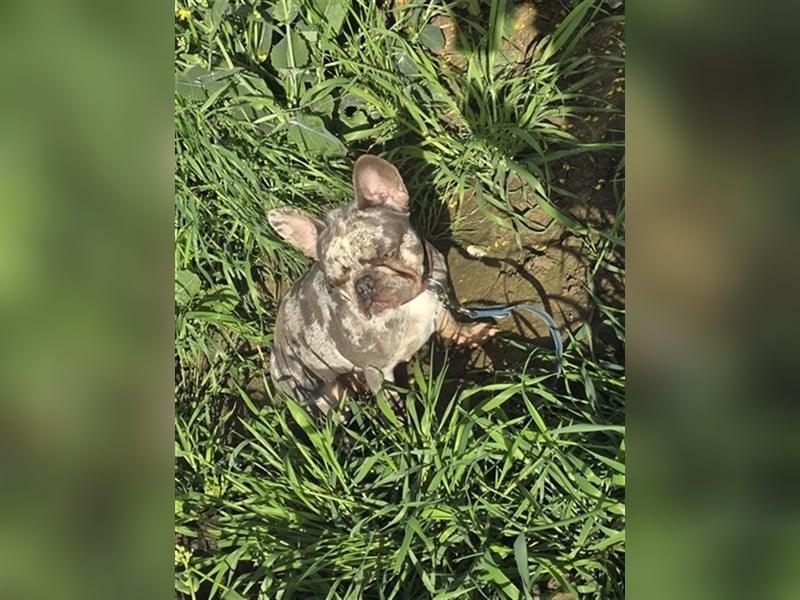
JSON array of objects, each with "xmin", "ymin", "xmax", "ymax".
[
  {"xmin": 353, "ymin": 155, "xmax": 410, "ymax": 212},
  {"xmin": 268, "ymin": 208, "xmax": 324, "ymax": 259}
]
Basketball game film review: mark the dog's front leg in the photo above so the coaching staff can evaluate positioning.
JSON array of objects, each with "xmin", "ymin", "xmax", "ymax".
[
  {"xmin": 435, "ymin": 309, "xmax": 497, "ymax": 348},
  {"xmin": 362, "ymin": 366, "xmax": 407, "ymax": 423}
]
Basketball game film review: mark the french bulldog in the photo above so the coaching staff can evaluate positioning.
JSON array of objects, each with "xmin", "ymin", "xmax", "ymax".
[{"xmin": 268, "ymin": 155, "xmax": 495, "ymax": 415}]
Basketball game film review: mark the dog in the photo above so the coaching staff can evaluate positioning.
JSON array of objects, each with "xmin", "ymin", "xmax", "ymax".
[{"xmin": 268, "ymin": 154, "xmax": 495, "ymax": 415}]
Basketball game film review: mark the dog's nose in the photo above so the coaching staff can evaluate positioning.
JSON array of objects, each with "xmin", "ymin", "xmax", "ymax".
[{"xmin": 355, "ymin": 275, "xmax": 375, "ymax": 299}]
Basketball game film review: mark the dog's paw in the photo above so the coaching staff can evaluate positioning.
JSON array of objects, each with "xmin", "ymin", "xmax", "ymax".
[
  {"xmin": 438, "ymin": 317, "xmax": 497, "ymax": 349},
  {"xmin": 437, "ymin": 310, "xmax": 498, "ymax": 348},
  {"xmin": 455, "ymin": 320, "xmax": 497, "ymax": 348}
]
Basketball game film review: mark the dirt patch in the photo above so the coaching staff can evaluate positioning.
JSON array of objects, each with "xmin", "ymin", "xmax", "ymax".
[
  {"xmin": 427, "ymin": 3, "xmax": 625, "ymax": 373},
  {"xmin": 428, "ymin": 188, "xmax": 591, "ymax": 377},
  {"xmin": 444, "ymin": 193, "xmax": 590, "ymax": 329}
]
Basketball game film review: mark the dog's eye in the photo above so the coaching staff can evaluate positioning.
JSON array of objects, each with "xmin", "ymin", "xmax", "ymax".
[{"xmin": 383, "ymin": 248, "xmax": 397, "ymax": 260}]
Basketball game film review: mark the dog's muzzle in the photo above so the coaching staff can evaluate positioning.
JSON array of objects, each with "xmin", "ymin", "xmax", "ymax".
[{"xmin": 354, "ymin": 275, "xmax": 375, "ymax": 300}]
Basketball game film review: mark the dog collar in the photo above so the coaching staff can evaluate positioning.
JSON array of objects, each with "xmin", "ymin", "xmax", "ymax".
[{"xmin": 400, "ymin": 236, "xmax": 435, "ymax": 304}]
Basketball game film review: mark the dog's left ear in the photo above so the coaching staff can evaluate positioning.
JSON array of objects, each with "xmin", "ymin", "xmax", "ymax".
[
  {"xmin": 353, "ymin": 155, "xmax": 410, "ymax": 212},
  {"xmin": 268, "ymin": 208, "xmax": 324, "ymax": 259}
]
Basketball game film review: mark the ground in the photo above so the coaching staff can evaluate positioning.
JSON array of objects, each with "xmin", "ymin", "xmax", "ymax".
[{"xmin": 416, "ymin": 1, "xmax": 624, "ymax": 381}]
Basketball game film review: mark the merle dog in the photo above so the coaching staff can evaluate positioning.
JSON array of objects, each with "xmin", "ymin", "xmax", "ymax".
[{"xmin": 268, "ymin": 155, "xmax": 495, "ymax": 415}]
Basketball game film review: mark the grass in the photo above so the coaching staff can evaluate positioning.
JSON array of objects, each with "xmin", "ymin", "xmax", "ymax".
[{"xmin": 175, "ymin": 0, "xmax": 624, "ymax": 598}]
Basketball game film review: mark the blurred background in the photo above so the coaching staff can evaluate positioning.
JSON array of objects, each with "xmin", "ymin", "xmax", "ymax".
[
  {"xmin": 0, "ymin": 0, "xmax": 798, "ymax": 598},
  {"xmin": 0, "ymin": 1, "xmax": 173, "ymax": 599},
  {"xmin": 628, "ymin": 0, "xmax": 800, "ymax": 598}
]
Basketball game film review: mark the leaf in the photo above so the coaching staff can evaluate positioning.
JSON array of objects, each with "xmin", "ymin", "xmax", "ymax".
[
  {"xmin": 393, "ymin": 50, "xmax": 419, "ymax": 77},
  {"xmin": 257, "ymin": 23, "xmax": 273, "ymax": 56},
  {"xmin": 210, "ymin": 0, "xmax": 229, "ymax": 37},
  {"xmin": 176, "ymin": 270, "xmax": 202, "ymax": 306},
  {"xmin": 271, "ymin": 30, "xmax": 309, "ymax": 70},
  {"xmin": 175, "ymin": 79, "xmax": 206, "ymax": 102},
  {"xmin": 286, "ymin": 115, "xmax": 347, "ymax": 158},
  {"xmin": 268, "ymin": 0, "xmax": 299, "ymax": 24},
  {"xmin": 234, "ymin": 74, "xmax": 274, "ymax": 100},
  {"xmin": 478, "ymin": 550, "xmax": 519, "ymax": 597},
  {"xmin": 175, "ymin": 66, "xmax": 240, "ymax": 100},
  {"xmin": 419, "ymin": 24, "xmax": 445, "ymax": 53},
  {"xmin": 196, "ymin": 285, "xmax": 239, "ymax": 313},
  {"xmin": 513, "ymin": 533, "xmax": 533, "ymax": 600},
  {"xmin": 549, "ymin": 0, "xmax": 593, "ymax": 57},
  {"xmin": 285, "ymin": 396, "xmax": 315, "ymax": 430},
  {"xmin": 312, "ymin": 0, "xmax": 348, "ymax": 34},
  {"xmin": 488, "ymin": 0, "xmax": 512, "ymax": 71},
  {"xmin": 307, "ymin": 93, "xmax": 334, "ymax": 119},
  {"xmin": 295, "ymin": 21, "xmax": 319, "ymax": 45},
  {"xmin": 229, "ymin": 104, "xmax": 275, "ymax": 133},
  {"xmin": 337, "ymin": 93, "xmax": 368, "ymax": 128}
]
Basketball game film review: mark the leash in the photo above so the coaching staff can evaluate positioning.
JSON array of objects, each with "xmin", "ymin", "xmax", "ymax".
[
  {"xmin": 424, "ymin": 277, "xmax": 564, "ymax": 378},
  {"xmin": 417, "ymin": 239, "xmax": 563, "ymax": 377}
]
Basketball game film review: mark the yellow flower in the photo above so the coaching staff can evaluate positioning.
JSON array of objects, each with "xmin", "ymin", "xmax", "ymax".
[
  {"xmin": 253, "ymin": 8, "xmax": 262, "ymax": 20},
  {"xmin": 257, "ymin": 54, "xmax": 268, "ymax": 62},
  {"xmin": 175, "ymin": 544, "xmax": 192, "ymax": 566},
  {"xmin": 177, "ymin": 8, "xmax": 191, "ymax": 21}
]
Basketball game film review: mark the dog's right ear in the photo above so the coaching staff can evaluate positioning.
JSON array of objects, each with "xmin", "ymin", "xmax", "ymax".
[
  {"xmin": 353, "ymin": 154, "xmax": 410, "ymax": 212},
  {"xmin": 268, "ymin": 208, "xmax": 324, "ymax": 259}
]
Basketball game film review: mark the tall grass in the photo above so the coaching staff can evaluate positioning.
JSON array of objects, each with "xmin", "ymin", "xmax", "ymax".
[{"xmin": 175, "ymin": 0, "xmax": 624, "ymax": 598}]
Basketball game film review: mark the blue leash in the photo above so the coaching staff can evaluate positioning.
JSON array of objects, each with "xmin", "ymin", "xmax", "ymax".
[{"xmin": 425, "ymin": 280, "xmax": 564, "ymax": 378}]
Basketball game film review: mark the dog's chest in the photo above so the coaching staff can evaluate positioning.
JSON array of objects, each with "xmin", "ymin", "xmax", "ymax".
[
  {"xmin": 327, "ymin": 287, "xmax": 441, "ymax": 370},
  {"xmin": 380, "ymin": 290, "xmax": 442, "ymax": 365}
]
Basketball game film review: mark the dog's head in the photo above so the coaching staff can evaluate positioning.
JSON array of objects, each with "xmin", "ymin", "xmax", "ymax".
[{"xmin": 268, "ymin": 155, "xmax": 428, "ymax": 317}]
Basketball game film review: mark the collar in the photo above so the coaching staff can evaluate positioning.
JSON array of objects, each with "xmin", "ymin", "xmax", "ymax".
[{"xmin": 402, "ymin": 236, "xmax": 436, "ymax": 305}]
